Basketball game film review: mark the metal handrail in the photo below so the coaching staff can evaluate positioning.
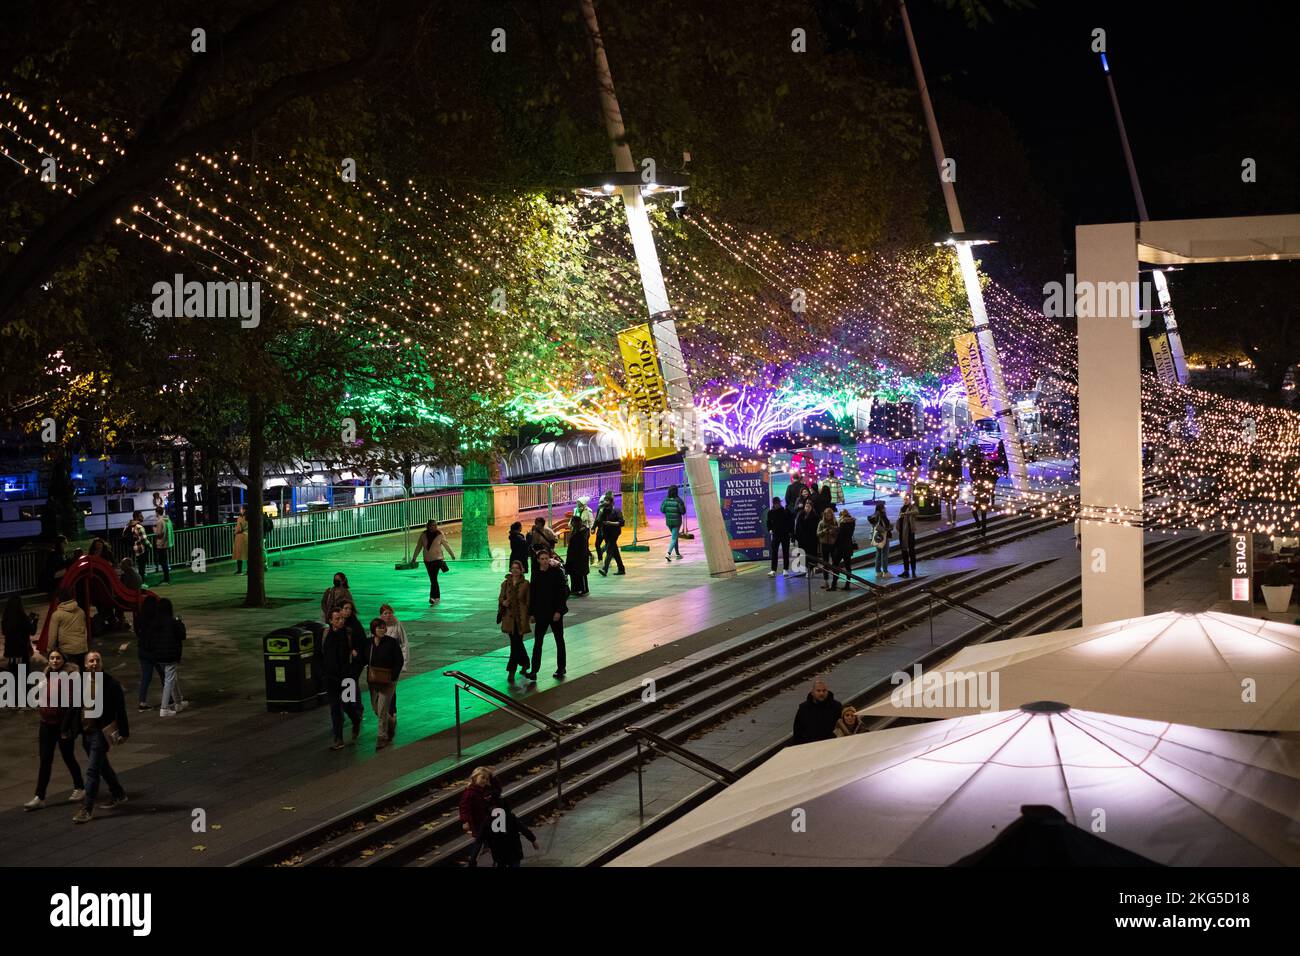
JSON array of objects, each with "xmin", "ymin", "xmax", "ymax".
[
  {"xmin": 804, "ymin": 555, "xmax": 886, "ymax": 630},
  {"xmin": 442, "ymin": 669, "xmax": 579, "ymax": 804},
  {"xmin": 625, "ymin": 725, "xmax": 739, "ymax": 824},
  {"xmin": 920, "ymin": 588, "xmax": 1009, "ymax": 645}
]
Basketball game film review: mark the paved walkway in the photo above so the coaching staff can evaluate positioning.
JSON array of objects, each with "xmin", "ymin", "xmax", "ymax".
[{"xmin": 1, "ymin": 489, "xmax": 971, "ymax": 864}]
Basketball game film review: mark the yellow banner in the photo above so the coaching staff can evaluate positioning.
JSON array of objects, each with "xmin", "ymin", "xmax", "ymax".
[
  {"xmin": 954, "ymin": 332, "xmax": 993, "ymax": 421},
  {"xmin": 1149, "ymin": 333, "xmax": 1177, "ymax": 384},
  {"xmin": 617, "ymin": 324, "xmax": 676, "ymax": 459}
]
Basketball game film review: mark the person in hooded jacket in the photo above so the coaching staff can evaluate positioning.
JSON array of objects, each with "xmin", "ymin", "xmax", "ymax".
[
  {"xmin": 660, "ymin": 485, "xmax": 686, "ymax": 561},
  {"xmin": 47, "ymin": 586, "xmax": 89, "ymax": 671},
  {"xmin": 834, "ymin": 705, "xmax": 866, "ymax": 737},
  {"xmin": 791, "ymin": 679, "xmax": 840, "ymax": 745},
  {"xmin": 833, "ymin": 509, "xmax": 858, "ymax": 589},
  {"xmin": 148, "ymin": 597, "xmax": 187, "ymax": 717}
]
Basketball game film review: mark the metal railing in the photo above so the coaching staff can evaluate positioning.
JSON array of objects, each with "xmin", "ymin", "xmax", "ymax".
[
  {"xmin": 625, "ymin": 725, "xmax": 739, "ymax": 824},
  {"xmin": 805, "ymin": 555, "xmax": 886, "ymax": 628},
  {"xmin": 443, "ymin": 670, "xmax": 578, "ymax": 802},
  {"xmin": 921, "ymin": 587, "xmax": 1009, "ymax": 646},
  {"xmin": 0, "ymin": 549, "xmax": 42, "ymax": 595}
]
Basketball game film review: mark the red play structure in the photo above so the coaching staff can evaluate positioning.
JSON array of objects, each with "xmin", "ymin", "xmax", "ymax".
[{"xmin": 36, "ymin": 554, "xmax": 156, "ymax": 654}]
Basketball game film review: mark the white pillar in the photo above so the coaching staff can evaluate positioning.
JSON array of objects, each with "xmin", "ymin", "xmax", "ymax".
[{"xmin": 1076, "ymin": 222, "xmax": 1144, "ymax": 624}]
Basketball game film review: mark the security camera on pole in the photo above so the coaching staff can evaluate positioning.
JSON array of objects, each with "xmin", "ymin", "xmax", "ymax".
[
  {"xmin": 577, "ymin": 0, "xmax": 735, "ymax": 576},
  {"xmin": 898, "ymin": 0, "xmax": 1029, "ymax": 492}
]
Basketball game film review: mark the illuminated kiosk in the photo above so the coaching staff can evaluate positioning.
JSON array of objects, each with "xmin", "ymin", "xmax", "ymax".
[
  {"xmin": 576, "ymin": 0, "xmax": 735, "ymax": 576},
  {"xmin": 1077, "ymin": 213, "xmax": 1300, "ymax": 625}
]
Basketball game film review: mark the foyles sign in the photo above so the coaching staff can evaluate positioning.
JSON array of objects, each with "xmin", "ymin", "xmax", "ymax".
[{"xmin": 1229, "ymin": 533, "xmax": 1253, "ymax": 607}]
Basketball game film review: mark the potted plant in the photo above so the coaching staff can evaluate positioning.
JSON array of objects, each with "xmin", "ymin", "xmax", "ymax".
[{"xmin": 1260, "ymin": 563, "xmax": 1294, "ymax": 613}]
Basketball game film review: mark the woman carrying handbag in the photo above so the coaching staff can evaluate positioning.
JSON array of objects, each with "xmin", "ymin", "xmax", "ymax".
[
  {"xmin": 365, "ymin": 618, "xmax": 402, "ymax": 749},
  {"xmin": 412, "ymin": 519, "xmax": 456, "ymax": 606}
]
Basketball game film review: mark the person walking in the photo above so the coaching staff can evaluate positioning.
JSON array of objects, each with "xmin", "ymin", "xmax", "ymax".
[
  {"xmin": 784, "ymin": 472, "xmax": 808, "ymax": 510},
  {"xmin": 565, "ymin": 520, "xmax": 591, "ymax": 596},
  {"xmin": 459, "ymin": 767, "xmax": 502, "ymax": 852},
  {"xmin": 475, "ymin": 792, "xmax": 540, "ymax": 868},
  {"xmin": 133, "ymin": 594, "xmax": 166, "ymax": 712},
  {"xmin": 365, "ymin": 617, "xmax": 402, "ymax": 749},
  {"xmin": 152, "ymin": 506, "xmax": 174, "ymax": 584},
  {"xmin": 125, "ymin": 512, "xmax": 148, "ymax": 577},
  {"xmin": 525, "ymin": 548, "xmax": 569, "ymax": 681},
  {"xmin": 148, "ymin": 598, "xmax": 187, "ymax": 717},
  {"xmin": 597, "ymin": 501, "xmax": 626, "ymax": 576},
  {"xmin": 508, "ymin": 521, "xmax": 530, "ymax": 571},
  {"xmin": 867, "ymin": 502, "xmax": 893, "ymax": 578},
  {"xmin": 23, "ymin": 649, "xmax": 85, "ymax": 810},
  {"xmin": 834, "ymin": 705, "xmax": 866, "ymax": 737},
  {"xmin": 526, "ymin": 517, "xmax": 558, "ymax": 573},
  {"xmin": 824, "ymin": 469, "xmax": 845, "ymax": 506},
  {"xmin": 593, "ymin": 492, "xmax": 615, "ymax": 565},
  {"xmin": 766, "ymin": 497, "xmax": 792, "ymax": 577},
  {"xmin": 378, "ymin": 604, "xmax": 408, "ymax": 729},
  {"xmin": 320, "ymin": 608, "xmax": 363, "ymax": 750},
  {"xmin": 793, "ymin": 499, "xmax": 819, "ymax": 576},
  {"xmin": 833, "ymin": 508, "xmax": 857, "ymax": 589},
  {"xmin": 413, "ymin": 519, "xmax": 455, "ymax": 606},
  {"xmin": 47, "ymin": 586, "xmax": 89, "ymax": 672},
  {"xmin": 995, "ymin": 439, "xmax": 1010, "ymax": 478},
  {"xmin": 498, "ymin": 560, "xmax": 532, "ymax": 683},
  {"xmin": 571, "ymin": 495, "xmax": 594, "ymax": 533},
  {"xmin": 232, "ymin": 506, "xmax": 249, "ymax": 575},
  {"xmin": 816, "ymin": 507, "xmax": 838, "ymax": 589},
  {"xmin": 4, "ymin": 593, "xmax": 33, "ymax": 673},
  {"xmin": 660, "ymin": 485, "xmax": 686, "ymax": 561},
  {"xmin": 896, "ymin": 493, "xmax": 919, "ymax": 578},
  {"xmin": 72, "ymin": 651, "xmax": 129, "ymax": 824},
  {"xmin": 791, "ymin": 679, "xmax": 840, "ymax": 745},
  {"xmin": 320, "ymin": 572, "xmax": 354, "ymax": 623}
]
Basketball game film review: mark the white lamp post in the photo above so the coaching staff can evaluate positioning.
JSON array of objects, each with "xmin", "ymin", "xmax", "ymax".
[
  {"xmin": 899, "ymin": 0, "xmax": 1029, "ymax": 491},
  {"xmin": 577, "ymin": 0, "xmax": 735, "ymax": 576}
]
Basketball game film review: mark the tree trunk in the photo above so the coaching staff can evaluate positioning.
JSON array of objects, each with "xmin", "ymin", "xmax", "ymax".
[
  {"xmin": 170, "ymin": 448, "xmax": 185, "ymax": 528},
  {"xmin": 201, "ymin": 450, "xmax": 220, "ymax": 524},
  {"xmin": 401, "ymin": 452, "xmax": 415, "ymax": 495},
  {"xmin": 460, "ymin": 459, "xmax": 491, "ymax": 560},
  {"xmin": 184, "ymin": 448, "xmax": 198, "ymax": 527},
  {"xmin": 244, "ymin": 393, "xmax": 268, "ymax": 607}
]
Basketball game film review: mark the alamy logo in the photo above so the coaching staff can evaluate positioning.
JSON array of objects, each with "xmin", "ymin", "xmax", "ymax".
[
  {"xmin": 50, "ymin": 886, "xmax": 151, "ymax": 936},
  {"xmin": 889, "ymin": 663, "xmax": 1000, "ymax": 712},
  {"xmin": 0, "ymin": 666, "xmax": 103, "ymax": 716},
  {"xmin": 1042, "ymin": 273, "xmax": 1153, "ymax": 326},
  {"xmin": 151, "ymin": 273, "xmax": 261, "ymax": 328}
]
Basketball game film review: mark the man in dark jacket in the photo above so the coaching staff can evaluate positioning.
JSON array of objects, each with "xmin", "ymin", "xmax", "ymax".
[
  {"xmin": 766, "ymin": 497, "xmax": 793, "ymax": 577},
  {"xmin": 791, "ymin": 679, "xmax": 841, "ymax": 745},
  {"xmin": 320, "ymin": 609, "xmax": 364, "ymax": 749},
  {"xmin": 526, "ymin": 550, "xmax": 570, "ymax": 681},
  {"xmin": 474, "ymin": 793, "xmax": 540, "ymax": 868},
  {"xmin": 784, "ymin": 473, "xmax": 808, "ymax": 510},
  {"xmin": 508, "ymin": 521, "xmax": 530, "ymax": 571},
  {"xmin": 593, "ymin": 492, "xmax": 615, "ymax": 564},
  {"xmin": 597, "ymin": 505, "xmax": 625, "ymax": 576},
  {"xmin": 72, "ymin": 651, "xmax": 129, "ymax": 823},
  {"xmin": 148, "ymin": 598, "xmax": 187, "ymax": 716}
]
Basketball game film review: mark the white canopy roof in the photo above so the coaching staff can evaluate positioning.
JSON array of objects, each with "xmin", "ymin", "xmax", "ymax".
[
  {"xmin": 861, "ymin": 611, "xmax": 1300, "ymax": 730},
  {"xmin": 610, "ymin": 705, "xmax": 1300, "ymax": 867}
]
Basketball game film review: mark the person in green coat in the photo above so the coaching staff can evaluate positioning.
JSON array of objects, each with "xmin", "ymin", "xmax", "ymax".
[{"xmin": 660, "ymin": 485, "xmax": 686, "ymax": 561}]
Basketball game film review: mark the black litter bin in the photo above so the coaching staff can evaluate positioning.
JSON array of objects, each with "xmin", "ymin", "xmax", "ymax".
[{"xmin": 264, "ymin": 625, "xmax": 320, "ymax": 712}]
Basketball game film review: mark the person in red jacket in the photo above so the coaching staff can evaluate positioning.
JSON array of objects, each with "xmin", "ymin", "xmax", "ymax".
[{"xmin": 459, "ymin": 766, "xmax": 502, "ymax": 857}]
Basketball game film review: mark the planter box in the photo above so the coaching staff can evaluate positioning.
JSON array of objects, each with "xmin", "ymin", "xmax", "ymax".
[{"xmin": 1262, "ymin": 584, "xmax": 1294, "ymax": 613}]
